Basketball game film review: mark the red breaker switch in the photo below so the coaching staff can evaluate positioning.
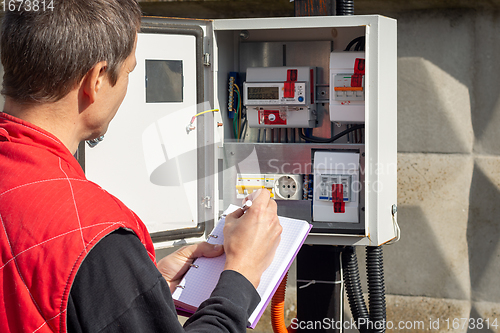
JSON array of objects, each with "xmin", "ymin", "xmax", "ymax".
[
  {"xmin": 351, "ymin": 58, "xmax": 365, "ymax": 88},
  {"xmin": 284, "ymin": 69, "xmax": 297, "ymax": 98},
  {"xmin": 332, "ymin": 183, "xmax": 345, "ymax": 213}
]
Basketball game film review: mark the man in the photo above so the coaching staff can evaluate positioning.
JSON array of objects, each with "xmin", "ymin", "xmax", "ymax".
[{"xmin": 0, "ymin": 1, "xmax": 282, "ymax": 332}]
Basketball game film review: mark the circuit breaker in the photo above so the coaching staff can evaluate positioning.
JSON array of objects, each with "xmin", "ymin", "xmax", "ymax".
[
  {"xmin": 313, "ymin": 151, "xmax": 360, "ymax": 223},
  {"xmin": 329, "ymin": 51, "xmax": 365, "ymax": 123}
]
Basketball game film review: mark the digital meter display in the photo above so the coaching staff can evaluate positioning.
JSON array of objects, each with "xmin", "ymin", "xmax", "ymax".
[{"xmin": 247, "ymin": 86, "xmax": 279, "ymax": 100}]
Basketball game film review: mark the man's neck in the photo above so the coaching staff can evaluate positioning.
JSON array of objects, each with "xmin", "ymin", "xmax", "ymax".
[{"xmin": 3, "ymin": 95, "xmax": 82, "ymax": 154}]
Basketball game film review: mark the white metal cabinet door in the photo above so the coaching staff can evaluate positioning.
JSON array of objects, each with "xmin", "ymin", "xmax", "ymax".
[{"xmin": 84, "ymin": 19, "xmax": 214, "ymax": 245}]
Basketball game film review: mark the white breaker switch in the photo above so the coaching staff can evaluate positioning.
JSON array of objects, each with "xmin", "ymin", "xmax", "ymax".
[{"xmin": 313, "ymin": 151, "xmax": 360, "ymax": 223}]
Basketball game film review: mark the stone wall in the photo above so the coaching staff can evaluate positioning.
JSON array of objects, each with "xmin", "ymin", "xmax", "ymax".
[{"xmin": 383, "ymin": 8, "xmax": 500, "ymax": 333}]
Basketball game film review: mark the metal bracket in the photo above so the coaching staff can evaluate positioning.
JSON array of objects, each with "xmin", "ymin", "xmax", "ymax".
[
  {"xmin": 202, "ymin": 196, "xmax": 212, "ymax": 209},
  {"xmin": 316, "ymin": 83, "xmax": 329, "ymax": 103},
  {"xmin": 203, "ymin": 53, "xmax": 211, "ymax": 66}
]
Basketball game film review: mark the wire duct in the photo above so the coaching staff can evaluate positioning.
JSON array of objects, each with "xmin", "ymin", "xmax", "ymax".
[{"xmin": 366, "ymin": 246, "xmax": 386, "ymax": 333}]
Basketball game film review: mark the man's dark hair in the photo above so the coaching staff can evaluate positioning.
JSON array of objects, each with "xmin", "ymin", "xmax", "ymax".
[{"xmin": 0, "ymin": 0, "xmax": 141, "ymax": 104}]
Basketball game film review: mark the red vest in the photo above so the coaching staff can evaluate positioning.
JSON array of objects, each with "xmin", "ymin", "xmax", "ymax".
[{"xmin": 0, "ymin": 113, "xmax": 156, "ymax": 333}]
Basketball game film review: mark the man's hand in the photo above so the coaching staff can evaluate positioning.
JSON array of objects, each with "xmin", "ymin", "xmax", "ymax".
[
  {"xmin": 157, "ymin": 242, "xmax": 224, "ymax": 293},
  {"xmin": 223, "ymin": 189, "xmax": 282, "ymax": 288}
]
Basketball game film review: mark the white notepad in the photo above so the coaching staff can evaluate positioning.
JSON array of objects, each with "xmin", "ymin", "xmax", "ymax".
[{"xmin": 172, "ymin": 205, "xmax": 312, "ymax": 329}]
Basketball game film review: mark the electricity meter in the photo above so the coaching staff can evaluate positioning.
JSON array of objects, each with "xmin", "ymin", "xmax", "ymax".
[{"xmin": 243, "ymin": 67, "xmax": 317, "ymax": 128}]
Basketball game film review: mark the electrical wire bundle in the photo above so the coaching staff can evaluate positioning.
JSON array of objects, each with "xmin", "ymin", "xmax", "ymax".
[
  {"xmin": 299, "ymin": 124, "xmax": 364, "ymax": 143},
  {"xmin": 231, "ymin": 83, "xmax": 247, "ymax": 141}
]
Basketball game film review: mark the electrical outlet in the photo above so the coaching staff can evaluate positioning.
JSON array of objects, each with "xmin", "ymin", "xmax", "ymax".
[{"xmin": 274, "ymin": 175, "xmax": 302, "ymax": 200}]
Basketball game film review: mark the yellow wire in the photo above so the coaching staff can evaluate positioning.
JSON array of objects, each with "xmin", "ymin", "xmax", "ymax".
[{"xmin": 193, "ymin": 108, "xmax": 219, "ymax": 118}]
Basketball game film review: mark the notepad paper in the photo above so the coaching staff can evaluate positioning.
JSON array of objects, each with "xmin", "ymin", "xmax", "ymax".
[{"xmin": 172, "ymin": 205, "xmax": 312, "ymax": 329}]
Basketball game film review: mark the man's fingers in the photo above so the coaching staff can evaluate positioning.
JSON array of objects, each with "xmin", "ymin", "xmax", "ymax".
[
  {"xmin": 242, "ymin": 188, "xmax": 263, "ymax": 205},
  {"xmin": 250, "ymin": 189, "xmax": 270, "ymax": 205},
  {"xmin": 228, "ymin": 207, "xmax": 245, "ymax": 219},
  {"xmin": 178, "ymin": 242, "xmax": 224, "ymax": 260}
]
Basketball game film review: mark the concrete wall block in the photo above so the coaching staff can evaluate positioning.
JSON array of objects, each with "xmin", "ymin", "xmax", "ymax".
[
  {"xmin": 342, "ymin": 295, "xmax": 471, "ymax": 333},
  {"xmin": 398, "ymin": 57, "xmax": 473, "ymax": 153},
  {"xmin": 468, "ymin": 156, "xmax": 500, "ymax": 303},
  {"xmin": 381, "ymin": 153, "xmax": 473, "ymax": 299},
  {"xmin": 396, "ymin": 10, "xmax": 474, "ymax": 154},
  {"xmin": 469, "ymin": 301, "xmax": 500, "ymax": 333},
  {"xmin": 472, "ymin": 11, "xmax": 500, "ymax": 155},
  {"xmin": 385, "ymin": 295, "xmax": 471, "ymax": 333}
]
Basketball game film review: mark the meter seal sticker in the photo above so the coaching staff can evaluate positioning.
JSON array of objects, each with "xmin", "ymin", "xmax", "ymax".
[{"xmin": 259, "ymin": 110, "xmax": 287, "ymax": 125}]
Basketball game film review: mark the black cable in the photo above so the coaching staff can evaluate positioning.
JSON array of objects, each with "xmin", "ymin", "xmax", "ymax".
[
  {"xmin": 366, "ymin": 246, "xmax": 386, "ymax": 333},
  {"xmin": 299, "ymin": 124, "xmax": 364, "ymax": 143},
  {"xmin": 345, "ymin": 36, "xmax": 365, "ymax": 52}
]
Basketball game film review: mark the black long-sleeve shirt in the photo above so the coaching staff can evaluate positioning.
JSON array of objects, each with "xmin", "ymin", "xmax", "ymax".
[{"xmin": 67, "ymin": 229, "xmax": 260, "ymax": 332}]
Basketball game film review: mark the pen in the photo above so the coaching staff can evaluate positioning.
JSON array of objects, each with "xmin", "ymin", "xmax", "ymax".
[{"xmin": 241, "ymin": 200, "xmax": 252, "ymax": 212}]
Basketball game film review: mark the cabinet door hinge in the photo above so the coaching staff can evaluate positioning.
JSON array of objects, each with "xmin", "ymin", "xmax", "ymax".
[
  {"xmin": 203, "ymin": 53, "xmax": 211, "ymax": 66},
  {"xmin": 202, "ymin": 196, "xmax": 212, "ymax": 209}
]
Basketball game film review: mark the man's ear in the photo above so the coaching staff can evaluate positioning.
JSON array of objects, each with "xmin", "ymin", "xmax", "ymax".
[{"xmin": 81, "ymin": 61, "xmax": 108, "ymax": 104}]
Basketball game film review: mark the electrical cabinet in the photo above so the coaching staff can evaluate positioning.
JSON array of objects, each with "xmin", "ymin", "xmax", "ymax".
[{"xmin": 83, "ymin": 15, "xmax": 397, "ymax": 247}]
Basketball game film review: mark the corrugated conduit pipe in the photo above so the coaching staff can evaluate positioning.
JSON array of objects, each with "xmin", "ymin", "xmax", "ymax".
[
  {"xmin": 342, "ymin": 246, "xmax": 387, "ymax": 333},
  {"xmin": 337, "ymin": 0, "xmax": 354, "ymax": 15},
  {"xmin": 343, "ymin": 246, "xmax": 371, "ymax": 333},
  {"xmin": 271, "ymin": 272, "xmax": 296, "ymax": 333},
  {"xmin": 366, "ymin": 246, "xmax": 386, "ymax": 333}
]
